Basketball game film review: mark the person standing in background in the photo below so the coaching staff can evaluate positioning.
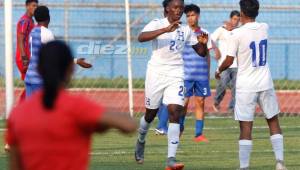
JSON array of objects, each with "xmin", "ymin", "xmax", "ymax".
[{"xmin": 211, "ymin": 10, "xmax": 240, "ymax": 113}]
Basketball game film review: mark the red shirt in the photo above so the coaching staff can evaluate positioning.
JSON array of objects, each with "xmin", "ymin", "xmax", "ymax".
[
  {"xmin": 15, "ymin": 14, "xmax": 35, "ymax": 77},
  {"xmin": 6, "ymin": 90, "xmax": 104, "ymax": 170}
]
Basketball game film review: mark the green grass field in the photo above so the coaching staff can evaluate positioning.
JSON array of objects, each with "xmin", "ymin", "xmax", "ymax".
[{"xmin": 0, "ymin": 117, "xmax": 299, "ymax": 170}]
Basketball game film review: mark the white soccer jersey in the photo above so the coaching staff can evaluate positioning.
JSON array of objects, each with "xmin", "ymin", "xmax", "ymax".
[
  {"xmin": 211, "ymin": 26, "xmax": 237, "ymax": 68},
  {"xmin": 141, "ymin": 18, "xmax": 198, "ymax": 78},
  {"xmin": 227, "ymin": 22, "xmax": 274, "ymax": 92}
]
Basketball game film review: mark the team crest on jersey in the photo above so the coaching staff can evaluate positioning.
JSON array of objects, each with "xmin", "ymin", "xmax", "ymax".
[{"xmin": 176, "ymin": 30, "xmax": 185, "ymax": 41}]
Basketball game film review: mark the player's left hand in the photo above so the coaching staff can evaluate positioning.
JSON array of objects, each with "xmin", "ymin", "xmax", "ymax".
[
  {"xmin": 215, "ymin": 71, "xmax": 221, "ymax": 80},
  {"xmin": 197, "ymin": 32, "xmax": 208, "ymax": 44},
  {"xmin": 76, "ymin": 58, "xmax": 92, "ymax": 68}
]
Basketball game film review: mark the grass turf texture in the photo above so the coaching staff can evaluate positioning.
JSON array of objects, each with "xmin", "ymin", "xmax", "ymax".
[{"xmin": 0, "ymin": 117, "xmax": 299, "ymax": 170}]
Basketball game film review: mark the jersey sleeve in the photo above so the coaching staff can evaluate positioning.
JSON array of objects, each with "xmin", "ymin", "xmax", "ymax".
[
  {"xmin": 186, "ymin": 28, "xmax": 198, "ymax": 46},
  {"xmin": 141, "ymin": 19, "xmax": 160, "ymax": 32},
  {"xmin": 207, "ymin": 33, "xmax": 213, "ymax": 50},
  {"xmin": 17, "ymin": 19, "xmax": 30, "ymax": 35},
  {"xmin": 74, "ymin": 97, "xmax": 105, "ymax": 132},
  {"xmin": 41, "ymin": 28, "xmax": 55, "ymax": 44},
  {"xmin": 226, "ymin": 31, "xmax": 239, "ymax": 58},
  {"xmin": 211, "ymin": 27, "xmax": 222, "ymax": 42}
]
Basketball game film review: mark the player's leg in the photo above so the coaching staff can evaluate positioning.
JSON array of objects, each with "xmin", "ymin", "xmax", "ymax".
[
  {"xmin": 166, "ymin": 104, "xmax": 184, "ymax": 170},
  {"xmin": 239, "ymin": 121, "xmax": 253, "ymax": 170},
  {"xmin": 180, "ymin": 80, "xmax": 194, "ymax": 136},
  {"xmin": 228, "ymin": 68, "xmax": 237, "ymax": 113},
  {"xmin": 16, "ymin": 59, "xmax": 27, "ymax": 102},
  {"xmin": 163, "ymin": 78, "xmax": 185, "ymax": 169},
  {"xmin": 135, "ymin": 108, "xmax": 158, "ymax": 164},
  {"xmin": 235, "ymin": 91, "xmax": 257, "ymax": 169},
  {"xmin": 179, "ymin": 97, "xmax": 189, "ymax": 137},
  {"xmin": 155, "ymin": 104, "xmax": 169, "ymax": 135},
  {"xmin": 259, "ymin": 89, "xmax": 287, "ymax": 170},
  {"xmin": 193, "ymin": 81, "xmax": 210, "ymax": 142},
  {"xmin": 135, "ymin": 71, "xmax": 164, "ymax": 164},
  {"xmin": 213, "ymin": 69, "xmax": 229, "ymax": 112}
]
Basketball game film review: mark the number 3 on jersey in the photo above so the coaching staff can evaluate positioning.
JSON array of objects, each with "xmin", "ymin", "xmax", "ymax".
[{"xmin": 250, "ymin": 39, "xmax": 267, "ymax": 67}]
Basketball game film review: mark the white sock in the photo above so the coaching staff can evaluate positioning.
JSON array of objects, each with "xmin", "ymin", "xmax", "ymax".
[
  {"xmin": 270, "ymin": 134, "xmax": 284, "ymax": 161},
  {"xmin": 167, "ymin": 123, "xmax": 180, "ymax": 158},
  {"xmin": 239, "ymin": 140, "xmax": 253, "ymax": 168},
  {"xmin": 138, "ymin": 116, "xmax": 151, "ymax": 143}
]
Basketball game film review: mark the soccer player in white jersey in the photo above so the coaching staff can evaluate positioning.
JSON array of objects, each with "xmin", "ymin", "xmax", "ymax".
[
  {"xmin": 211, "ymin": 10, "xmax": 240, "ymax": 113},
  {"xmin": 134, "ymin": 0, "xmax": 209, "ymax": 169},
  {"xmin": 215, "ymin": 0, "xmax": 287, "ymax": 170}
]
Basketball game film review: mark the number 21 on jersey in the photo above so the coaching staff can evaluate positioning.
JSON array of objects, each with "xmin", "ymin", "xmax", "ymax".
[{"xmin": 250, "ymin": 39, "xmax": 267, "ymax": 67}]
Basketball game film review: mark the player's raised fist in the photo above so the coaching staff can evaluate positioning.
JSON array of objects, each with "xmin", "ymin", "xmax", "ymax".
[
  {"xmin": 76, "ymin": 58, "xmax": 92, "ymax": 68},
  {"xmin": 197, "ymin": 32, "xmax": 209, "ymax": 44}
]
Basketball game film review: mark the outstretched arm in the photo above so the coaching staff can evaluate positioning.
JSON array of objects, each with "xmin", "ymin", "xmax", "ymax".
[
  {"xmin": 74, "ymin": 58, "xmax": 92, "ymax": 68},
  {"xmin": 96, "ymin": 112, "xmax": 137, "ymax": 134}
]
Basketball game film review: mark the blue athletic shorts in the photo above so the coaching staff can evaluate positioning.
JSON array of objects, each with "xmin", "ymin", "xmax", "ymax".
[{"xmin": 184, "ymin": 80, "xmax": 211, "ymax": 98}]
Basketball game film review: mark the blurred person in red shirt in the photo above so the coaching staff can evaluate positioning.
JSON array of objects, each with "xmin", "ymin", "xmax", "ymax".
[{"xmin": 6, "ymin": 40, "xmax": 137, "ymax": 170}]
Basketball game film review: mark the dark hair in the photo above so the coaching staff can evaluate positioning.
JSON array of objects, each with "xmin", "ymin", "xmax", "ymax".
[
  {"xmin": 184, "ymin": 4, "xmax": 200, "ymax": 14},
  {"xmin": 34, "ymin": 6, "xmax": 50, "ymax": 22},
  {"xmin": 162, "ymin": 0, "xmax": 169, "ymax": 15},
  {"xmin": 26, "ymin": 0, "xmax": 38, "ymax": 5},
  {"xmin": 38, "ymin": 41, "xmax": 74, "ymax": 109},
  {"xmin": 239, "ymin": 0, "xmax": 259, "ymax": 19},
  {"xmin": 230, "ymin": 10, "xmax": 240, "ymax": 18},
  {"xmin": 162, "ymin": 0, "xmax": 185, "ymax": 9}
]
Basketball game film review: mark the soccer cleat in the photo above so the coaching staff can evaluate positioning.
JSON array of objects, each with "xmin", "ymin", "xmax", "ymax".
[
  {"xmin": 276, "ymin": 160, "xmax": 288, "ymax": 170},
  {"xmin": 155, "ymin": 128, "xmax": 167, "ymax": 135},
  {"xmin": 212, "ymin": 103, "xmax": 220, "ymax": 112},
  {"xmin": 165, "ymin": 157, "xmax": 184, "ymax": 170},
  {"xmin": 4, "ymin": 144, "xmax": 10, "ymax": 153},
  {"xmin": 134, "ymin": 140, "xmax": 145, "ymax": 164},
  {"xmin": 194, "ymin": 135, "xmax": 209, "ymax": 143}
]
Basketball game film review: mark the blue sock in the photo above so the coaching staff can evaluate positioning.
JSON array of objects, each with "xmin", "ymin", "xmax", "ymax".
[
  {"xmin": 195, "ymin": 120, "xmax": 204, "ymax": 137},
  {"xmin": 179, "ymin": 115, "xmax": 186, "ymax": 132},
  {"xmin": 157, "ymin": 104, "xmax": 169, "ymax": 131}
]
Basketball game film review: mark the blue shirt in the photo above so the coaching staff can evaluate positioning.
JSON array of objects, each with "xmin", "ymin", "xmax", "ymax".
[
  {"xmin": 182, "ymin": 28, "xmax": 212, "ymax": 82},
  {"xmin": 25, "ymin": 26, "xmax": 54, "ymax": 84}
]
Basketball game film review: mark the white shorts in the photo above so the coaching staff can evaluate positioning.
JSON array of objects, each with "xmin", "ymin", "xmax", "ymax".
[
  {"xmin": 235, "ymin": 89, "xmax": 280, "ymax": 121},
  {"xmin": 145, "ymin": 70, "xmax": 184, "ymax": 109}
]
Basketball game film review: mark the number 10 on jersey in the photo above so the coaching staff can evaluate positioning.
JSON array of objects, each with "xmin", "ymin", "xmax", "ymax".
[{"xmin": 250, "ymin": 39, "xmax": 268, "ymax": 67}]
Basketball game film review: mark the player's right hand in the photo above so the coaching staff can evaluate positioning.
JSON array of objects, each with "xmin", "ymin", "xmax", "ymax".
[
  {"xmin": 164, "ymin": 21, "xmax": 181, "ymax": 33},
  {"xmin": 215, "ymin": 71, "xmax": 221, "ymax": 80}
]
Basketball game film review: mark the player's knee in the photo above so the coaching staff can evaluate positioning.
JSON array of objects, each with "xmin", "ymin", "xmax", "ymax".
[
  {"xmin": 195, "ymin": 97, "xmax": 205, "ymax": 106},
  {"xmin": 168, "ymin": 105, "xmax": 183, "ymax": 123},
  {"xmin": 239, "ymin": 128, "xmax": 252, "ymax": 140},
  {"xmin": 144, "ymin": 109, "xmax": 158, "ymax": 123}
]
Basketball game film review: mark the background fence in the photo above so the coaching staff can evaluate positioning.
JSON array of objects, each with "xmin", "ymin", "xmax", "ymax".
[{"xmin": 1, "ymin": 0, "xmax": 300, "ymax": 117}]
